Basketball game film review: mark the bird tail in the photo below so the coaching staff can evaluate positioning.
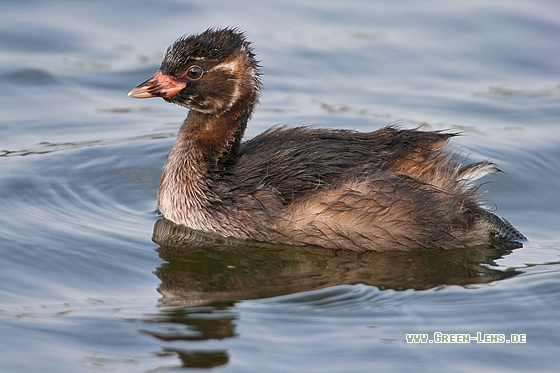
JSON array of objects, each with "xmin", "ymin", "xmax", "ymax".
[{"xmin": 479, "ymin": 210, "xmax": 526, "ymax": 242}]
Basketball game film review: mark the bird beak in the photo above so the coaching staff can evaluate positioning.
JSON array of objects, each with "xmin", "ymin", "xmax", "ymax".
[{"xmin": 128, "ymin": 71, "xmax": 186, "ymax": 99}]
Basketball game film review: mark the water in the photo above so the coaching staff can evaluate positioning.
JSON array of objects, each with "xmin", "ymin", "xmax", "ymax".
[{"xmin": 1, "ymin": 1, "xmax": 559, "ymax": 372}]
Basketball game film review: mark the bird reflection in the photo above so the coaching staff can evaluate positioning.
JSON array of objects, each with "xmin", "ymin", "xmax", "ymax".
[
  {"xmin": 152, "ymin": 218, "xmax": 521, "ymax": 307},
  {"xmin": 142, "ymin": 304, "xmax": 235, "ymax": 369},
  {"xmin": 145, "ymin": 218, "xmax": 522, "ymax": 369}
]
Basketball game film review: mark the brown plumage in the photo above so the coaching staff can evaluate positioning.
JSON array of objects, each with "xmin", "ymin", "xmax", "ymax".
[{"xmin": 129, "ymin": 27, "xmax": 525, "ymax": 251}]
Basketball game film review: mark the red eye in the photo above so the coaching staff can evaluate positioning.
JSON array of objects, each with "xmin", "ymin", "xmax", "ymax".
[{"xmin": 186, "ymin": 65, "xmax": 203, "ymax": 80}]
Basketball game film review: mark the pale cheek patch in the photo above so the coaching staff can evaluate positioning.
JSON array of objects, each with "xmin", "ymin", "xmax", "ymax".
[
  {"xmin": 213, "ymin": 60, "xmax": 238, "ymax": 72},
  {"xmin": 209, "ymin": 60, "xmax": 243, "ymax": 110}
]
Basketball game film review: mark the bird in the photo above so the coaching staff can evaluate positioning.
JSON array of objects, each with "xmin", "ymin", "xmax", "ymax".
[{"xmin": 128, "ymin": 27, "xmax": 525, "ymax": 251}]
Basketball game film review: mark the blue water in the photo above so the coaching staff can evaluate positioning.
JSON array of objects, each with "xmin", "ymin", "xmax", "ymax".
[{"xmin": 1, "ymin": 1, "xmax": 559, "ymax": 372}]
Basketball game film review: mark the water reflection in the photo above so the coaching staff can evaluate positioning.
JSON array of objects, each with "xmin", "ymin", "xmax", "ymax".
[
  {"xmin": 142, "ymin": 304, "xmax": 235, "ymax": 369},
  {"xmin": 152, "ymin": 218, "xmax": 522, "ymax": 307},
  {"xmin": 168, "ymin": 349, "xmax": 229, "ymax": 369},
  {"xmin": 147, "ymin": 218, "xmax": 522, "ymax": 368}
]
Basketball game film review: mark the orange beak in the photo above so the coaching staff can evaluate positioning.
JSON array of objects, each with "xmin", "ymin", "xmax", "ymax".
[{"xmin": 128, "ymin": 71, "xmax": 187, "ymax": 99}]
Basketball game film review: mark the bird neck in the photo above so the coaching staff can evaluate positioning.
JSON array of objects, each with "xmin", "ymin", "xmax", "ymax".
[
  {"xmin": 157, "ymin": 91, "xmax": 256, "ymax": 226},
  {"xmin": 179, "ymin": 89, "xmax": 256, "ymax": 166}
]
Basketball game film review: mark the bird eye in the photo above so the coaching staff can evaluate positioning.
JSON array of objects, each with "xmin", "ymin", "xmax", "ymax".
[{"xmin": 186, "ymin": 66, "xmax": 203, "ymax": 80}]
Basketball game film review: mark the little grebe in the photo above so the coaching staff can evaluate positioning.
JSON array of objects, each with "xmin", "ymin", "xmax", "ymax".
[{"xmin": 129, "ymin": 28, "xmax": 525, "ymax": 251}]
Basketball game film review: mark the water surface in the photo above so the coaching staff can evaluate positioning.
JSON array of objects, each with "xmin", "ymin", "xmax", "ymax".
[{"xmin": 1, "ymin": 1, "xmax": 559, "ymax": 372}]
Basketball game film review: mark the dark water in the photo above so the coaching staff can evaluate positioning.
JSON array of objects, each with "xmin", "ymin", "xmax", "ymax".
[{"xmin": 1, "ymin": 1, "xmax": 559, "ymax": 372}]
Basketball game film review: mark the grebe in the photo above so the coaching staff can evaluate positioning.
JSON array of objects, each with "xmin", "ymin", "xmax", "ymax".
[{"xmin": 129, "ymin": 27, "xmax": 525, "ymax": 251}]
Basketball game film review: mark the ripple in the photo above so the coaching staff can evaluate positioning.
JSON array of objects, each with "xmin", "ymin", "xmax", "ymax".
[
  {"xmin": 0, "ymin": 132, "xmax": 174, "ymax": 158},
  {"xmin": 473, "ymin": 84, "xmax": 560, "ymax": 98},
  {"xmin": 266, "ymin": 284, "xmax": 385, "ymax": 314},
  {"xmin": 2, "ymin": 68, "xmax": 58, "ymax": 86},
  {"xmin": 0, "ymin": 140, "xmax": 164, "ymax": 304}
]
